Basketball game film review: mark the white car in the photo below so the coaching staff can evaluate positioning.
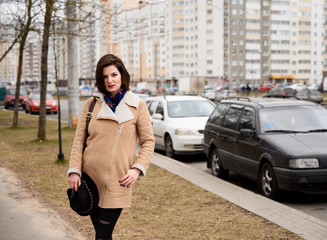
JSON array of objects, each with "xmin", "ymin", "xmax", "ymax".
[
  {"xmin": 216, "ymin": 90, "xmax": 237, "ymax": 101},
  {"xmin": 307, "ymin": 83, "xmax": 319, "ymax": 91},
  {"xmin": 146, "ymin": 95, "xmax": 216, "ymax": 158},
  {"xmin": 287, "ymin": 83, "xmax": 308, "ymax": 92},
  {"xmin": 203, "ymin": 89, "xmax": 216, "ymax": 100}
]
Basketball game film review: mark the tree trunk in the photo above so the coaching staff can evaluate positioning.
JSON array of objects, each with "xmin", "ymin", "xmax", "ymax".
[
  {"xmin": 12, "ymin": 0, "xmax": 33, "ymax": 127},
  {"xmin": 67, "ymin": 0, "xmax": 80, "ymax": 128},
  {"xmin": 38, "ymin": 0, "xmax": 55, "ymax": 140}
]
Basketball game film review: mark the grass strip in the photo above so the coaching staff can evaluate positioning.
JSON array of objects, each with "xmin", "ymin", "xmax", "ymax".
[{"xmin": 0, "ymin": 110, "xmax": 302, "ymax": 240}]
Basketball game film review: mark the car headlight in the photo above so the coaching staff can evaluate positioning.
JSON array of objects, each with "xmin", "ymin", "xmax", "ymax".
[
  {"xmin": 289, "ymin": 158, "xmax": 319, "ymax": 168},
  {"xmin": 175, "ymin": 128, "xmax": 195, "ymax": 135},
  {"xmin": 33, "ymin": 102, "xmax": 40, "ymax": 107},
  {"xmin": 52, "ymin": 101, "xmax": 57, "ymax": 106}
]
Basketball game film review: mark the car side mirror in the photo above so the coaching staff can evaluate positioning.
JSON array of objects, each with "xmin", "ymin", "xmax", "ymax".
[
  {"xmin": 153, "ymin": 113, "xmax": 163, "ymax": 120},
  {"xmin": 240, "ymin": 128, "xmax": 254, "ymax": 137}
]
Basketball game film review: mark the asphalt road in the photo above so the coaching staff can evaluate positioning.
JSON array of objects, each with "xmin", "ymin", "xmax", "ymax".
[{"xmin": 2, "ymin": 99, "xmax": 327, "ymax": 223}]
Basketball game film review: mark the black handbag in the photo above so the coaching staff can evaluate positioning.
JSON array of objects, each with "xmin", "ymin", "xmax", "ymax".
[{"xmin": 67, "ymin": 97, "xmax": 98, "ymax": 216}]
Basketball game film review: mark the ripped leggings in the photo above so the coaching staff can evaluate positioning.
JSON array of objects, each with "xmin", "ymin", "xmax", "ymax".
[{"xmin": 90, "ymin": 207, "xmax": 123, "ymax": 240}]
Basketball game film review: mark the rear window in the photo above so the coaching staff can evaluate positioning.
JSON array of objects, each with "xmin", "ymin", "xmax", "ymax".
[
  {"xmin": 167, "ymin": 100, "xmax": 215, "ymax": 118},
  {"xmin": 6, "ymin": 88, "xmax": 27, "ymax": 95}
]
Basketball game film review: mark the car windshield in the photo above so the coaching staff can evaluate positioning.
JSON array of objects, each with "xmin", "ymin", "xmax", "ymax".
[
  {"xmin": 259, "ymin": 105, "xmax": 327, "ymax": 133},
  {"xmin": 7, "ymin": 88, "xmax": 27, "ymax": 95},
  {"xmin": 32, "ymin": 93, "xmax": 54, "ymax": 100},
  {"xmin": 168, "ymin": 100, "xmax": 215, "ymax": 118},
  {"xmin": 310, "ymin": 90, "xmax": 321, "ymax": 96}
]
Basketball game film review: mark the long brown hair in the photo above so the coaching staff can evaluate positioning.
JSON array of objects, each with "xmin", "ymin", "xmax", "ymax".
[{"xmin": 95, "ymin": 54, "xmax": 130, "ymax": 93}]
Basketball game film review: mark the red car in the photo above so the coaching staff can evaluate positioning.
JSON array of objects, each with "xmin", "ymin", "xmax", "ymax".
[
  {"xmin": 4, "ymin": 87, "xmax": 28, "ymax": 109},
  {"xmin": 24, "ymin": 92, "xmax": 58, "ymax": 114},
  {"xmin": 259, "ymin": 83, "xmax": 276, "ymax": 92}
]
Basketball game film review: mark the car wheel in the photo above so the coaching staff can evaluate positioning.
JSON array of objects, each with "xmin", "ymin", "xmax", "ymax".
[
  {"xmin": 211, "ymin": 148, "xmax": 229, "ymax": 179},
  {"xmin": 259, "ymin": 163, "xmax": 280, "ymax": 200},
  {"xmin": 25, "ymin": 107, "xmax": 29, "ymax": 113},
  {"xmin": 4, "ymin": 104, "xmax": 9, "ymax": 109},
  {"xmin": 165, "ymin": 135, "xmax": 175, "ymax": 158}
]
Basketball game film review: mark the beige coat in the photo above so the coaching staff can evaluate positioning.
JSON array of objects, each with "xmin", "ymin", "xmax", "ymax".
[{"xmin": 68, "ymin": 91, "xmax": 154, "ymax": 208}]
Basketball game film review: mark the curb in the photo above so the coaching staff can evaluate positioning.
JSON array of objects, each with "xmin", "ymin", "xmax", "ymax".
[{"xmin": 152, "ymin": 152, "xmax": 327, "ymax": 240}]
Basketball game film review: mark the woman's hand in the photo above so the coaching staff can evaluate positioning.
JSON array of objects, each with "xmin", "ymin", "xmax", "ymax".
[
  {"xmin": 119, "ymin": 168, "xmax": 141, "ymax": 188},
  {"xmin": 68, "ymin": 173, "xmax": 81, "ymax": 192}
]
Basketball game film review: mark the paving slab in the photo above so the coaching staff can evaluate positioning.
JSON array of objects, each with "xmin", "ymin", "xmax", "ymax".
[{"xmin": 0, "ymin": 167, "xmax": 85, "ymax": 240}]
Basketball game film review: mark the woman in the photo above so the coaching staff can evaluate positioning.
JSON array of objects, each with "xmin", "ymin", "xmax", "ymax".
[{"xmin": 67, "ymin": 54, "xmax": 155, "ymax": 239}]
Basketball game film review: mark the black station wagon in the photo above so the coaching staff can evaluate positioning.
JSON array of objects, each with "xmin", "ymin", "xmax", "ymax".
[{"xmin": 203, "ymin": 97, "xmax": 327, "ymax": 200}]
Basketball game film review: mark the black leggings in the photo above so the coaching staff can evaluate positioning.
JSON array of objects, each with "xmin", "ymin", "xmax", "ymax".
[{"xmin": 90, "ymin": 207, "xmax": 123, "ymax": 240}]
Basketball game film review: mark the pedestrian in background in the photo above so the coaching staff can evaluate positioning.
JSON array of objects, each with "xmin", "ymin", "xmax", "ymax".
[
  {"xmin": 68, "ymin": 54, "xmax": 155, "ymax": 239},
  {"xmin": 246, "ymin": 83, "xmax": 251, "ymax": 96}
]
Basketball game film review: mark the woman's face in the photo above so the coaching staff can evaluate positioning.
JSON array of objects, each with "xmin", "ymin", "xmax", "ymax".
[{"xmin": 103, "ymin": 65, "xmax": 122, "ymax": 97}]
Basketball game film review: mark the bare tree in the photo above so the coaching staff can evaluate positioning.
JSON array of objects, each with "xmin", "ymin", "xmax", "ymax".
[
  {"xmin": 1, "ymin": 0, "xmax": 115, "ymax": 132},
  {"xmin": 37, "ymin": 0, "xmax": 55, "ymax": 139},
  {"xmin": 12, "ymin": 0, "xmax": 34, "ymax": 127}
]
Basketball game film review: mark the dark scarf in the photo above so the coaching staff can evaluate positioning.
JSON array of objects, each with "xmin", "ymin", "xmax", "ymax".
[{"xmin": 104, "ymin": 88, "xmax": 126, "ymax": 113}]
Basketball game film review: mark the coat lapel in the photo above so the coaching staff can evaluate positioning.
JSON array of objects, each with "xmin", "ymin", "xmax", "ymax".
[{"xmin": 93, "ymin": 91, "xmax": 140, "ymax": 124}]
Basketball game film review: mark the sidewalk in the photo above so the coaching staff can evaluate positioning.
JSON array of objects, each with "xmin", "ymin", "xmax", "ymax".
[
  {"xmin": 152, "ymin": 152, "xmax": 327, "ymax": 240},
  {"xmin": 0, "ymin": 167, "xmax": 86, "ymax": 240}
]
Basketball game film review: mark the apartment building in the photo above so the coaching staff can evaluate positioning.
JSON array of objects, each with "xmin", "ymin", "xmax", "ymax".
[
  {"xmin": 109, "ymin": 0, "xmax": 224, "ymax": 90},
  {"xmin": 78, "ymin": 1, "xmax": 97, "ymax": 86},
  {"xmin": 97, "ymin": 0, "xmax": 112, "ymax": 56},
  {"xmin": 324, "ymin": 0, "xmax": 327, "ymax": 80},
  {"xmin": 226, "ymin": 0, "xmax": 325, "ymax": 86},
  {"xmin": 310, "ymin": 0, "xmax": 324, "ymax": 84},
  {"xmin": 109, "ymin": 0, "xmax": 167, "ymax": 89},
  {"xmin": 1, "ymin": 0, "xmax": 326, "ymax": 91},
  {"xmin": 0, "ymin": 41, "xmax": 18, "ymax": 87},
  {"xmin": 23, "ymin": 31, "xmax": 42, "ymax": 87}
]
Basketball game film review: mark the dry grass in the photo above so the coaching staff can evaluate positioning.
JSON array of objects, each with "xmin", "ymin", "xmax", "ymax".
[{"xmin": 0, "ymin": 110, "xmax": 302, "ymax": 240}]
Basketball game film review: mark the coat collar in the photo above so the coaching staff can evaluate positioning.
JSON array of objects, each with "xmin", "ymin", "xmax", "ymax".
[{"xmin": 93, "ymin": 91, "xmax": 140, "ymax": 124}]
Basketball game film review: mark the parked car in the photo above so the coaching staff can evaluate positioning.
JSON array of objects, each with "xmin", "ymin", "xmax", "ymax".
[
  {"xmin": 216, "ymin": 90, "xmax": 237, "ymax": 101},
  {"xmin": 24, "ymin": 92, "xmax": 58, "ymax": 114},
  {"xmin": 135, "ymin": 93, "xmax": 150, "ymax": 101},
  {"xmin": 134, "ymin": 88, "xmax": 152, "ymax": 95},
  {"xmin": 308, "ymin": 83, "xmax": 320, "ymax": 91},
  {"xmin": 203, "ymin": 89, "xmax": 216, "ymax": 101},
  {"xmin": 259, "ymin": 83, "xmax": 276, "ymax": 92},
  {"xmin": 146, "ymin": 95, "xmax": 216, "ymax": 158},
  {"xmin": 203, "ymin": 97, "xmax": 327, "ymax": 200},
  {"xmin": 4, "ymin": 87, "xmax": 28, "ymax": 109},
  {"xmin": 296, "ymin": 90, "xmax": 323, "ymax": 103},
  {"xmin": 287, "ymin": 83, "xmax": 308, "ymax": 92},
  {"xmin": 262, "ymin": 87, "xmax": 296, "ymax": 98}
]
